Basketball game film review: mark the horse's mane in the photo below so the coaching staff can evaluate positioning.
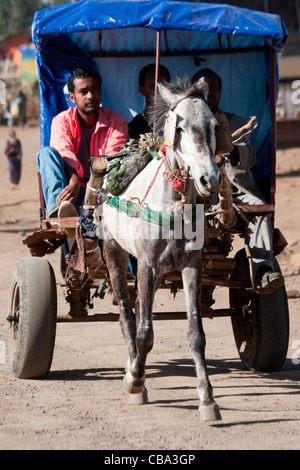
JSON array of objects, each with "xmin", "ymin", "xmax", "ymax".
[{"xmin": 148, "ymin": 76, "xmax": 208, "ymax": 133}]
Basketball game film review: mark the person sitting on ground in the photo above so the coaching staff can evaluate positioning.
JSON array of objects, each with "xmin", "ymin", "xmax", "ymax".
[
  {"xmin": 191, "ymin": 68, "xmax": 283, "ymax": 294},
  {"xmin": 37, "ymin": 67, "xmax": 129, "ymax": 232},
  {"xmin": 128, "ymin": 63, "xmax": 170, "ymax": 139}
]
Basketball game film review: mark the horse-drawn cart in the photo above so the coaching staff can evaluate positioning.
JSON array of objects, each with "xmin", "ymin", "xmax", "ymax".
[{"xmin": 7, "ymin": 0, "xmax": 290, "ymax": 420}]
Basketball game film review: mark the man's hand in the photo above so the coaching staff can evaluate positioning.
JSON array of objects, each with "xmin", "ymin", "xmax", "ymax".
[{"xmin": 57, "ymin": 166, "xmax": 80, "ymax": 206}]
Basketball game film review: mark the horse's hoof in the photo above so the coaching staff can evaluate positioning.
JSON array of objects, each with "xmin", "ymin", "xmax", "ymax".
[
  {"xmin": 199, "ymin": 402, "xmax": 222, "ymax": 421},
  {"xmin": 123, "ymin": 374, "xmax": 145, "ymax": 394},
  {"xmin": 129, "ymin": 387, "xmax": 148, "ymax": 405}
]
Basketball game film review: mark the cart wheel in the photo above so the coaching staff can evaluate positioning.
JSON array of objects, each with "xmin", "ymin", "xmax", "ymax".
[
  {"xmin": 230, "ymin": 249, "xmax": 289, "ymax": 372},
  {"xmin": 8, "ymin": 257, "xmax": 57, "ymax": 379}
]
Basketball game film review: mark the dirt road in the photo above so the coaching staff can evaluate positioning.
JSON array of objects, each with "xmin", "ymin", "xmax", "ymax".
[{"xmin": 0, "ymin": 126, "xmax": 299, "ymax": 450}]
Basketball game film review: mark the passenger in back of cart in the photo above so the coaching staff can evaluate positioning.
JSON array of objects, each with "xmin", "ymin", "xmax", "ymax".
[
  {"xmin": 128, "ymin": 63, "xmax": 170, "ymax": 139},
  {"xmin": 192, "ymin": 68, "xmax": 283, "ymax": 294},
  {"xmin": 37, "ymin": 67, "xmax": 128, "ymax": 224}
]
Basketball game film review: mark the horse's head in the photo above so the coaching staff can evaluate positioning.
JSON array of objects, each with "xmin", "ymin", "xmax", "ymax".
[{"xmin": 155, "ymin": 77, "xmax": 222, "ymax": 197}]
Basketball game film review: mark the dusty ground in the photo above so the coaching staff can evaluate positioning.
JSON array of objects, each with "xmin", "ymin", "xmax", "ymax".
[{"xmin": 0, "ymin": 126, "xmax": 299, "ymax": 451}]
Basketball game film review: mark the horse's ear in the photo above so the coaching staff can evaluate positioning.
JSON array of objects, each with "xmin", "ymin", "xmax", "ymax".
[
  {"xmin": 195, "ymin": 77, "xmax": 209, "ymax": 101},
  {"xmin": 157, "ymin": 82, "xmax": 176, "ymax": 106}
]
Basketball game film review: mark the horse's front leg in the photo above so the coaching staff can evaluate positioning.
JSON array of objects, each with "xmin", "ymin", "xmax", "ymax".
[
  {"xmin": 104, "ymin": 239, "xmax": 138, "ymax": 371},
  {"xmin": 182, "ymin": 259, "xmax": 222, "ymax": 421},
  {"xmin": 123, "ymin": 262, "xmax": 155, "ymax": 403}
]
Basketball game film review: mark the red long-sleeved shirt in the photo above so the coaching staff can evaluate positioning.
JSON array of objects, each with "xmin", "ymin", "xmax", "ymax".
[{"xmin": 50, "ymin": 106, "xmax": 128, "ymax": 183}]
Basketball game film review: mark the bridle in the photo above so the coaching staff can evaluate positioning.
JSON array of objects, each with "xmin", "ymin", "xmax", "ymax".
[
  {"xmin": 131, "ymin": 94, "xmax": 211, "ymax": 210},
  {"xmin": 163, "ymin": 94, "xmax": 207, "ymax": 185}
]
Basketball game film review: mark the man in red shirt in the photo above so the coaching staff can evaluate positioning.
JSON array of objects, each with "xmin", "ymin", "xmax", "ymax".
[{"xmin": 37, "ymin": 67, "xmax": 128, "ymax": 219}]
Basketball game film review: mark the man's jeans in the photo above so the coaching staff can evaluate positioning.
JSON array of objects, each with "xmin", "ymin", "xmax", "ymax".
[{"xmin": 37, "ymin": 146, "xmax": 84, "ymax": 217}]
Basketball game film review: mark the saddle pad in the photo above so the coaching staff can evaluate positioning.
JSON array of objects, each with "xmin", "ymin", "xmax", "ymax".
[{"xmin": 106, "ymin": 148, "xmax": 159, "ymax": 196}]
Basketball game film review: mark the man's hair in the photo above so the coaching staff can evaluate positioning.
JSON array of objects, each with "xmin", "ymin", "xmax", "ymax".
[
  {"xmin": 191, "ymin": 68, "xmax": 222, "ymax": 91},
  {"xmin": 67, "ymin": 67, "xmax": 102, "ymax": 93},
  {"xmin": 138, "ymin": 63, "xmax": 171, "ymax": 87}
]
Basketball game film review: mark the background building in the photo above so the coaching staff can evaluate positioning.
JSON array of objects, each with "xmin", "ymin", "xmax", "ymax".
[{"xmin": 203, "ymin": 0, "xmax": 300, "ymax": 146}]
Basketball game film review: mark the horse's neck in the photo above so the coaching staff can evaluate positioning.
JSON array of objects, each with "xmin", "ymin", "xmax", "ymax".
[{"xmin": 121, "ymin": 150, "xmax": 196, "ymax": 212}]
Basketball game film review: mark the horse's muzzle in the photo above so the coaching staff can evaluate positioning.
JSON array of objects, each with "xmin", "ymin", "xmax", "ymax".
[{"xmin": 197, "ymin": 170, "xmax": 222, "ymax": 196}]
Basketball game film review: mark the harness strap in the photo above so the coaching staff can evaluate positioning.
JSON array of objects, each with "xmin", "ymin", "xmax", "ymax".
[
  {"xmin": 106, "ymin": 195, "xmax": 199, "ymax": 227},
  {"xmin": 130, "ymin": 158, "xmax": 165, "ymax": 214}
]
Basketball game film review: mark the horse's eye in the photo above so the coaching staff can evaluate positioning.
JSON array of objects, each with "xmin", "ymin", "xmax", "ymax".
[{"xmin": 176, "ymin": 127, "xmax": 183, "ymax": 134}]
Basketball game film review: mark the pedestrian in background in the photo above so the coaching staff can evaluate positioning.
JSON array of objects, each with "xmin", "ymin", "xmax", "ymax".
[{"xmin": 4, "ymin": 129, "xmax": 22, "ymax": 189}]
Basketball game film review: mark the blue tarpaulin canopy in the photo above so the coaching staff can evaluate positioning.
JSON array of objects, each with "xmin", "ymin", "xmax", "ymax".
[
  {"xmin": 31, "ymin": 0, "xmax": 287, "ymax": 181},
  {"xmin": 32, "ymin": 0, "xmax": 287, "ymax": 50}
]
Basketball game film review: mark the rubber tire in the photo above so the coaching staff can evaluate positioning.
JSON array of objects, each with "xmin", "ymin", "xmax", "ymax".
[
  {"xmin": 230, "ymin": 249, "xmax": 289, "ymax": 372},
  {"xmin": 8, "ymin": 257, "xmax": 57, "ymax": 379}
]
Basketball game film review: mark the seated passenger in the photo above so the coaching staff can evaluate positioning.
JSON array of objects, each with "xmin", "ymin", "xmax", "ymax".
[
  {"xmin": 128, "ymin": 63, "xmax": 170, "ymax": 139},
  {"xmin": 37, "ymin": 67, "xmax": 128, "ymax": 228},
  {"xmin": 192, "ymin": 68, "xmax": 283, "ymax": 294}
]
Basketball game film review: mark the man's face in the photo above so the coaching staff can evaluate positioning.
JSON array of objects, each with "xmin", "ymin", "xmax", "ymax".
[
  {"xmin": 69, "ymin": 76, "xmax": 101, "ymax": 115},
  {"xmin": 203, "ymin": 75, "xmax": 221, "ymax": 114},
  {"xmin": 139, "ymin": 70, "xmax": 170, "ymax": 106}
]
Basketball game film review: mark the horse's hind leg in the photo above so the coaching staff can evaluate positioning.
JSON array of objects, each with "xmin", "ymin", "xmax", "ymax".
[{"xmin": 182, "ymin": 263, "xmax": 222, "ymax": 421}]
